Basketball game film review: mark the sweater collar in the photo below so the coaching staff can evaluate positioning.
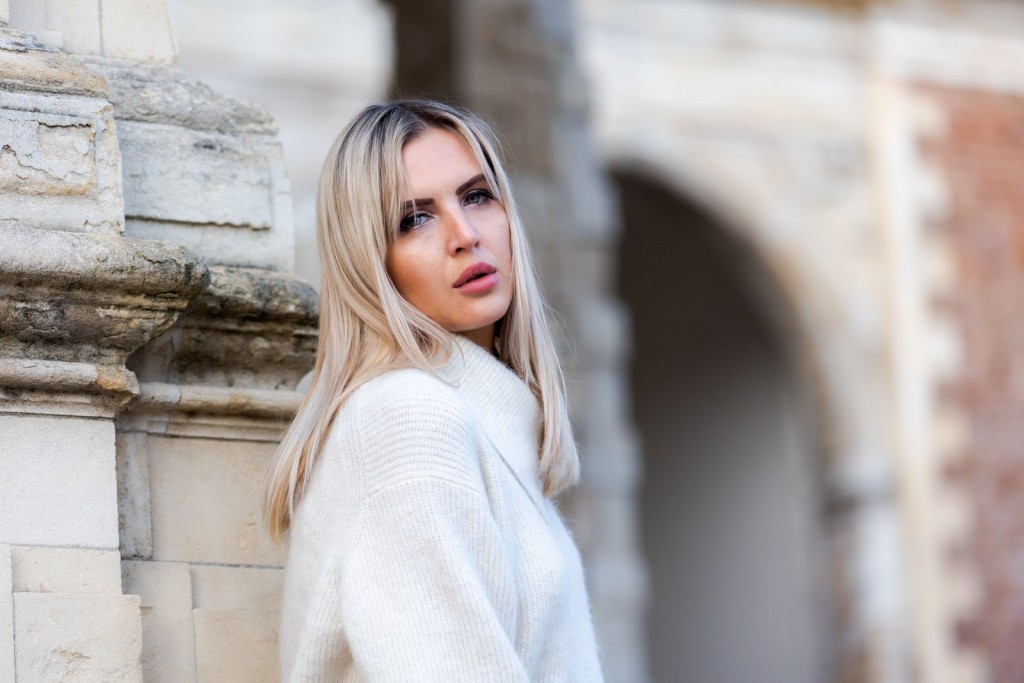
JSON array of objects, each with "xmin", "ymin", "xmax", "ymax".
[{"xmin": 440, "ymin": 335, "xmax": 543, "ymax": 489}]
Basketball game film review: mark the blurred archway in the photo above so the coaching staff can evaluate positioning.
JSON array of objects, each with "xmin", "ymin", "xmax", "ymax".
[{"xmin": 614, "ymin": 170, "xmax": 831, "ymax": 682}]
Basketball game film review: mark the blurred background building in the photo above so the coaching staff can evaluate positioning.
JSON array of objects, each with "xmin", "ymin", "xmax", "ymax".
[{"xmin": 1, "ymin": 0, "xmax": 1023, "ymax": 681}]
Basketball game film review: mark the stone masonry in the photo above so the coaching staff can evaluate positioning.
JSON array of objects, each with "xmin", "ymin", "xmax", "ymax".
[{"xmin": 1, "ymin": 0, "xmax": 314, "ymax": 679}]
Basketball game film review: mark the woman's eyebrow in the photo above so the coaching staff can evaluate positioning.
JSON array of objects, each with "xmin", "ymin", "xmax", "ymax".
[
  {"xmin": 402, "ymin": 174, "xmax": 488, "ymax": 212},
  {"xmin": 456, "ymin": 173, "xmax": 487, "ymax": 195}
]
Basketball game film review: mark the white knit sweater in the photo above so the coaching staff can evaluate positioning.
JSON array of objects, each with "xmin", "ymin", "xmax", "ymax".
[{"xmin": 280, "ymin": 336, "xmax": 603, "ymax": 682}]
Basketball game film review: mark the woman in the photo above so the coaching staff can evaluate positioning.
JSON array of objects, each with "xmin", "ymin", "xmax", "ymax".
[{"xmin": 264, "ymin": 100, "xmax": 603, "ymax": 681}]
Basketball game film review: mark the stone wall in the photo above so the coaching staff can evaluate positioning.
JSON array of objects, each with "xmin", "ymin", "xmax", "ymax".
[
  {"xmin": 0, "ymin": 0, "xmax": 314, "ymax": 679},
  {"xmin": 1, "ymin": 21, "xmax": 192, "ymax": 680},
  {"xmin": 118, "ymin": 263, "xmax": 315, "ymax": 679},
  {"xmin": 868, "ymin": 13, "xmax": 1024, "ymax": 681}
]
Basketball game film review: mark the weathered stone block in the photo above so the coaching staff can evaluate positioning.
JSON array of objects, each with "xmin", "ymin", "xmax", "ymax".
[
  {"xmin": 194, "ymin": 608, "xmax": 278, "ymax": 683},
  {"xmin": 0, "ymin": 544, "xmax": 14, "ymax": 683},
  {"xmin": 148, "ymin": 435, "xmax": 283, "ymax": 566},
  {"xmin": 118, "ymin": 121, "xmax": 275, "ymax": 229},
  {"xmin": 11, "ymin": 547, "xmax": 121, "ymax": 594},
  {"xmin": 98, "ymin": 68, "xmax": 295, "ymax": 271},
  {"xmin": 0, "ymin": 89, "xmax": 122, "ymax": 234},
  {"xmin": 0, "ymin": 109, "xmax": 96, "ymax": 195},
  {"xmin": 125, "ymin": 215, "xmax": 296, "ymax": 272},
  {"xmin": 122, "ymin": 560, "xmax": 195, "ymax": 682},
  {"xmin": 13, "ymin": 592, "xmax": 142, "ymax": 681},
  {"xmin": 0, "ymin": 415, "xmax": 118, "ymax": 548},
  {"xmin": 99, "ymin": 0, "xmax": 175, "ymax": 64},
  {"xmin": 191, "ymin": 565, "xmax": 283, "ymax": 613}
]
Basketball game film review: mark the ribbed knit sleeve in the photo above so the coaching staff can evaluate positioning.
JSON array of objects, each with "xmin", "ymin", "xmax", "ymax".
[{"xmin": 337, "ymin": 371, "xmax": 530, "ymax": 682}]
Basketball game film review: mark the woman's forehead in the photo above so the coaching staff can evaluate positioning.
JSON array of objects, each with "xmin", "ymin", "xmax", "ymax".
[{"xmin": 402, "ymin": 129, "xmax": 483, "ymax": 191}]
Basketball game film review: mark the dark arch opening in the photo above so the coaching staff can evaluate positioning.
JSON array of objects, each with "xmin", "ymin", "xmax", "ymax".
[{"xmin": 613, "ymin": 168, "xmax": 831, "ymax": 683}]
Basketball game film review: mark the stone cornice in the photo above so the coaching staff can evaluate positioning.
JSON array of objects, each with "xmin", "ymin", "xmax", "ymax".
[
  {"xmin": 0, "ymin": 226, "xmax": 208, "ymax": 299},
  {"xmin": 120, "ymin": 266, "xmax": 317, "ymax": 438},
  {"xmin": 0, "ymin": 226, "xmax": 209, "ymax": 416},
  {"xmin": 189, "ymin": 265, "xmax": 318, "ymax": 327},
  {"xmin": 129, "ymin": 265, "xmax": 318, "ymax": 393}
]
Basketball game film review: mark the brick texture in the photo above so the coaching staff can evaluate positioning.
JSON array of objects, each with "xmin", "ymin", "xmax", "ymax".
[{"xmin": 922, "ymin": 85, "xmax": 1024, "ymax": 682}]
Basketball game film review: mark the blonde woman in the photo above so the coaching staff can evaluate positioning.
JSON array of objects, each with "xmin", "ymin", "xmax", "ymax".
[{"xmin": 264, "ymin": 100, "xmax": 603, "ymax": 681}]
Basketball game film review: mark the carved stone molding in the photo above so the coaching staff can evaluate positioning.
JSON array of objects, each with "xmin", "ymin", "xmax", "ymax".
[
  {"xmin": 134, "ymin": 382, "xmax": 302, "ymax": 419},
  {"xmin": 123, "ymin": 382, "xmax": 303, "ymax": 442},
  {"xmin": 129, "ymin": 265, "xmax": 318, "ymax": 396},
  {"xmin": 0, "ymin": 225, "xmax": 209, "ymax": 416}
]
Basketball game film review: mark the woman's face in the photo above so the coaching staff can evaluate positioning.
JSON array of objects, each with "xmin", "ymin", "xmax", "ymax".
[{"xmin": 386, "ymin": 126, "xmax": 514, "ymax": 350}]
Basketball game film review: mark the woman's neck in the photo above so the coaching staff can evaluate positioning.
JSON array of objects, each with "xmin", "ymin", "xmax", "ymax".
[{"xmin": 457, "ymin": 324, "xmax": 496, "ymax": 353}]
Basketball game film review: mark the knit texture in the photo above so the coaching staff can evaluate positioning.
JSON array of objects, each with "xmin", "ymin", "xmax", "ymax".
[{"xmin": 280, "ymin": 336, "xmax": 603, "ymax": 682}]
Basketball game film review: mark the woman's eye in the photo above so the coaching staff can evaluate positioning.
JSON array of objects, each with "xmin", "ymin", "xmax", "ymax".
[
  {"xmin": 399, "ymin": 212, "xmax": 429, "ymax": 233},
  {"xmin": 464, "ymin": 189, "xmax": 494, "ymax": 206}
]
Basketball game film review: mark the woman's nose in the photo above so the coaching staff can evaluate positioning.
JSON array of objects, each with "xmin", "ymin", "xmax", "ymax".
[{"xmin": 447, "ymin": 209, "xmax": 480, "ymax": 253}]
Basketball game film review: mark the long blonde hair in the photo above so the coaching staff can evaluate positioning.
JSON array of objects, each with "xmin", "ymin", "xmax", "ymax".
[{"xmin": 263, "ymin": 100, "xmax": 579, "ymax": 541}]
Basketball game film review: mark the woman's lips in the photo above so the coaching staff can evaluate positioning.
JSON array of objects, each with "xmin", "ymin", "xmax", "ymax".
[
  {"xmin": 454, "ymin": 262, "xmax": 499, "ymax": 293},
  {"xmin": 455, "ymin": 271, "xmax": 499, "ymax": 294}
]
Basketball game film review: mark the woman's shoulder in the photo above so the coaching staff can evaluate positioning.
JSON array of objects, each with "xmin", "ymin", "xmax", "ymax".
[
  {"xmin": 357, "ymin": 366, "xmax": 455, "ymax": 396},
  {"xmin": 331, "ymin": 368, "xmax": 483, "ymax": 490},
  {"xmin": 349, "ymin": 367, "xmax": 471, "ymax": 426}
]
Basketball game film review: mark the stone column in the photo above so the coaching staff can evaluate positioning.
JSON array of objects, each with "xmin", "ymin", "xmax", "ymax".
[
  {"xmin": 0, "ymin": 23, "xmax": 206, "ymax": 680},
  {"xmin": 2, "ymin": 0, "xmax": 316, "ymax": 678}
]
